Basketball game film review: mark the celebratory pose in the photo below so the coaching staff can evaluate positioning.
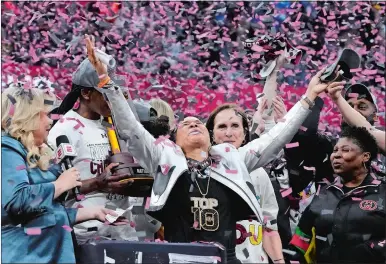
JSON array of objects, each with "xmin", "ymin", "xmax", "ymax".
[
  {"xmin": 205, "ymin": 69, "xmax": 334, "ymax": 262},
  {"xmin": 327, "ymin": 82, "xmax": 385, "ymax": 153},
  {"xmin": 82, "ymin": 34, "xmax": 335, "ymax": 262}
]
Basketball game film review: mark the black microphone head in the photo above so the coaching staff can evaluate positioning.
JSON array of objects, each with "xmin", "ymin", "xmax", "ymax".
[{"xmin": 56, "ymin": 135, "xmax": 70, "ymax": 147}]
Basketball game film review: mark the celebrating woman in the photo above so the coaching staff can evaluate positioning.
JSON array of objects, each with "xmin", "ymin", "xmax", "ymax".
[
  {"xmin": 289, "ymin": 126, "xmax": 385, "ymax": 263},
  {"xmin": 1, "ymin": 84, "xmax": 125, "ymax": 263},
  {"xmin": 205, "ymin": 70, "xmax": 334, "ymax": 262},
  {"xmin": 83, "ymin": 33, "xmax": 334, "ymax": 263}
]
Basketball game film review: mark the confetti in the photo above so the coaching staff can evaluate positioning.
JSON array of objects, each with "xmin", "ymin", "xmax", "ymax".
[
  {"xmin": 76, "ymin": 194, "xmax": 85, "ymax": 201},
  {"xmin": 225, "ymin": 169, "xmax": 238, "ymax": 174},
  {"xmin": 145, "ymin": 197, "xmax": 151, "ymax": 209},
  {"xmin": 62, "ymin": 225, "xmax": 73, "ymax": 232},
  {"xmin": 0, "ymin": 1, "xmax": 384, "ymax": 134},
  {"xmin": 129, "ymin": 221, "xmax": 136, "ymax": 228},
  {"xmin": 352, "ymin": 197, "xmax": 362, "ymax": 201},
  {"xmin": 43, "ymin": 99, "xmax": 54, "ymax": 106},
  {"xmin": 299, "ymin": 126, "xmax": 308, "ymax": 132},
  {"xmin": 193, "ymin": 221, "xmax": 199, "ymax": 229},
  {"xmin": 285, "ymin": 142, "xmax": 299, "ymax": 149},
  {"xmin": 372, "ymin": 179, "xmax": 381, "ymax": 185},
  {"xmin": 16, "ymin": 165, "xmax": 26, "ymax": 171},
  {"xmin": 281, "ymin": 187, "xmax": 292, "ymax": 198},
  {"xmin": 316, "ymin": 235, "xmax": 327, "ymax": 241},
  {"xmin": 25, "ymin": 228, "xmax": 41, "ymax": 235}
]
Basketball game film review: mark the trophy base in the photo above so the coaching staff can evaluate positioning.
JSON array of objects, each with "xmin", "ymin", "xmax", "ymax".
[{"xmin": 108, "ymin": 153, "xmax": 154, "ymax": 197}]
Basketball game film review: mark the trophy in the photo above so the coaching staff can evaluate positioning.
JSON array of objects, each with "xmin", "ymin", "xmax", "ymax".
[
  {"xmin": 320, "ymin": 49, "xmax": 361, "ymax": 83},
  {"xmin": 105, "ymin": 108, "xmax": 153, "ymax": 198}
]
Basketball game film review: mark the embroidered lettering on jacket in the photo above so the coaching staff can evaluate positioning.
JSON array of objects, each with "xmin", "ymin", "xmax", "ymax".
[{"xmin": 359, "ymin": 200, "xmax": 378, "ymax": 211}]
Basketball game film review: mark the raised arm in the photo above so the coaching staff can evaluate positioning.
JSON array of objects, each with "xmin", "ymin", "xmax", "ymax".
[
  {"xmin": 328, "ymin": 83, "xmax": 385, "ymax": 153},
  {"xmin": 84, "ymin": 35, "xmax": 162, "ymax": 173},
  {"xmin": 240, "ymin": 69, "xmax": 339, "ymax": 172}
]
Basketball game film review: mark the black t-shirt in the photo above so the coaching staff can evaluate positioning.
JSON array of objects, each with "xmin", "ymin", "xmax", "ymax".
[{"xmin": 159, "ymin": 170, "xmax": 251, "ymax": 260}]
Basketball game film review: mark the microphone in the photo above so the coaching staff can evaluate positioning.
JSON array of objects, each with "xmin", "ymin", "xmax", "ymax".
[{"xmin": 55, "ymin": 135, "xmax": 81, "ymax": 201}]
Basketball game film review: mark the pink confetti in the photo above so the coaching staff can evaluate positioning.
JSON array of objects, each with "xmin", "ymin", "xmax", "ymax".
[
  {"xmin": 371, "ymin": 179, "xmax": 381, "ymax": 185},
  {"xmin": 160, "ymin": 164, "xmax": 171, "ymax": 175},
  {"xmin": 299, "ymin": 126, "xmax": 308, "ymax": 132},
  {"xmin": 62, "ymin": 225, "xmax": 73, "ymax": 232},
  {"xmin": 193, "ymin": 221, "xmax": 199, "ymax": 228},
  {"xmin": 145, "ymin": 197, "xmax": 151, "ymax": 209},
  {"xmin": 285, "ymin": 142, "xmax": 299, "ymax": 149},
  {"xmin": 225, "ymin": 169, "xmax": 238, "ymax": 174},
  {"xmin": 348, "ymin": 93, "xmax": 359, "ymax": 98},
  {"xmin": 76, "ymin": 194, "xmax": 85, "ymax": 201},
  {"xmin": 25, "ymin": 228, "xmax": 41, "ymax": 235},
  {"xmin": 316, "ymin": 185, "xmax": 321, "ymax": 196},
  {"xmin": 16, "ymin": 165, "xmax": 26, "ymax": 171},
  {"xmin": 225, "ymin": 146, "xmax": 230, "ymax": 152},
  {"xmin": 213, "ymin": 256, "xmax": 221, "ymax": 262},
  {"xmin": 303, "ymin": 166, "xmax": 315, "ymax": 171},
  {"xmin": 0, "ymin": 1, "xmax": 384, "ymax": 135},
  {"xmin": 9, "ymin": 104, "xmax": 15, "ymax": 116},
  {"xmin": 281, "ymin": 188, "xmax": 293, "ymax": 198},
  {"xmin": 352, "ymin": 197, "xmax": 362, "ymax": 201},
  {"xmin": 130, "ymin": 221, "xmax": 136, "ymax": 228},
  {"xmin": 50, "ymin": 114, "xmax": 63, "ymax": 120}
]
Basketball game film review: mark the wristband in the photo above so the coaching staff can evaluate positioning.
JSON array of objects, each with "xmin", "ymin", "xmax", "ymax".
[
  {"xmin": 98, "ymin": 76, "xmax": 111, "ymax": 88},
  {"xmin": 301, "ymin": 94, "xmax": 315, "ymax": 109}
]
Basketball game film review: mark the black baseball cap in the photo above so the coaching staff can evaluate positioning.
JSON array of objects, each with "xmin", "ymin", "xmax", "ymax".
[{"xmin": 344, "ymin": 83, "xmax": 378, "ymax": 112}]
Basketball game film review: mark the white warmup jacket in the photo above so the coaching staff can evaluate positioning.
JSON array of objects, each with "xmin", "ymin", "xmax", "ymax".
[{"xmin": 100, "ymin": 84, "xmax": 310, "ymax": 236}]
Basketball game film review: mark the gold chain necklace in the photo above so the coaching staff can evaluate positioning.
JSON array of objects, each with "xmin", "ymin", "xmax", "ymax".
[{"xmin": 192, "ymin": 159, "xmax": 212, "ymax": 198}]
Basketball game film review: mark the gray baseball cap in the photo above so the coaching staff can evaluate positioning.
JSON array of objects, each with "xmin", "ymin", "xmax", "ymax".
[
  {"xmin": 72, "ymin": 58, "xmax": 101, "ymax": 89},
  {"xmin": 133, "ymin": 99, "xmax": 158, "ymax": 122},
  {"xmin": 344, "ymin": 83, "xmax": 379, "ymax": 112},
  {"xmin": 56, "ymin": 58, "xmax": 116, "ymax": 114}
]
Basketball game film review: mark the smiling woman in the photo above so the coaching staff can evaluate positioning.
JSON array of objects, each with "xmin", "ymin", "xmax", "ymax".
[{"xmin": 289, "ymin": 126, "xmax": 385, "ymax": 263}]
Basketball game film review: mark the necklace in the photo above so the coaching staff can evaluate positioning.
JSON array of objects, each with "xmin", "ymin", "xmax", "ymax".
[{"xmin": 187, "ymin": 157, "xmax": 212, "ymax": 198}]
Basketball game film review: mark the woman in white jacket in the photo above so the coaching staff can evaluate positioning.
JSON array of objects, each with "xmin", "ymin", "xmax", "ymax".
[{"xmin": 84, "ymin": 34, "xmax": 330, "ymax": 263}]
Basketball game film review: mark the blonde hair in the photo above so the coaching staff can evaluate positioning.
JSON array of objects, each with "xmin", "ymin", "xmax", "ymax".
[
  {"xmin": 1, "ymin": 84, "xmax": 56, "ymax": 170},
  {"xmin": 149, "ymin": 98, "xmax": 176, "ymax": 130}
]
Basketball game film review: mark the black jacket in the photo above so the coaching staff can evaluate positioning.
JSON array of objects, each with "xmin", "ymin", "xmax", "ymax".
[{"xmin": 290, "ymin": 174, "xmax": 386, "ymax": 263}]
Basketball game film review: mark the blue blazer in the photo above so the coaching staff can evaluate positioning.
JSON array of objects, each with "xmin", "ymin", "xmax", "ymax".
[{"xmin": 1, "ymin": 135, "xmax": 78, "ymax": 263}]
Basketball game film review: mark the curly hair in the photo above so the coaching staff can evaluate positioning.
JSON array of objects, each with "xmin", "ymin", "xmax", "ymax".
[
  {"xmin": 340, "ymin": 126, "xmax": 378, "ymax": 167},
  {"xmin": 1, "ymin": 84, "xmax": 56, "ymax": 170}
]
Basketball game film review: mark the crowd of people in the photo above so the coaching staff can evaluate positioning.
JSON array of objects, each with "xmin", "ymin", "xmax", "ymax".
[
  {"xmin": 1, "ymin": 1, "xmax": 386, "ymax": 264},
  {"xmin": 2, "ymin": 32, "xmax": 385, "ymax": 263}
]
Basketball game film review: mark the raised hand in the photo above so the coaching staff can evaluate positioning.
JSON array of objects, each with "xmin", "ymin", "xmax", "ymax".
[
  {"xmin": 272, "ymin": 96, "xmax": 287, "ymax": 123},
  {"xmin": 85, "ymin": 34, "xmax": 108, "ymax": 77},
  {"xmin": 327, "ymin": 82, "xmax": 346, "ymax": 101}
]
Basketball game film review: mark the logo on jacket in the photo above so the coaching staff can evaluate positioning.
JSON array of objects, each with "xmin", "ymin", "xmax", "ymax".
[{"xmin": 359, "ymin": 200, "xmax": 378, "ymax": 211}]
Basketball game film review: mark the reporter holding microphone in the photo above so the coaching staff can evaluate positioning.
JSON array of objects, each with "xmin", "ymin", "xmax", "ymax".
[{"xmin": 1, "ymin": 84, "xmax": 123, "ymax": 263}]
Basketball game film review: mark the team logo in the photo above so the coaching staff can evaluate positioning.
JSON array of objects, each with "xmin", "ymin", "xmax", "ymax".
[{"xmin": 359, "ymin": 200, "xmax": 378, "ymax": 211}]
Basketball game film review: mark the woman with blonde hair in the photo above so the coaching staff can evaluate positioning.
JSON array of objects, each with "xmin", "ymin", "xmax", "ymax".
[
  {"xmin": 150, "ymin": 98, "xmax": 176, "ymax": 131},
  {"xmin": 1, "ymin": 84, "xmax": 125, "ymax": 263}
]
